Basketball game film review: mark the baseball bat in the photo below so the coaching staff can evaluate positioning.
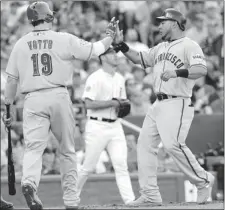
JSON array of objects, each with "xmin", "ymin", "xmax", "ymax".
[{"xmin": 6, "ymin": 104, "xmax": 16, "ymax": 195}]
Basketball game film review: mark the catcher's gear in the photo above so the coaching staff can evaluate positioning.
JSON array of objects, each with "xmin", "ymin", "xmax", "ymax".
[
  {"xmin": 113, "ymin": 98, "xmax": 131, "ymax": 118},
  {"xmin": 27, "ymin": 1, "xmax": 54, "ymax": 23},
  {"xmin": 105, "ymin": 17, "xmax": 118, "ymax": 39},
  {"xmin": 156, "ymin": 8, "xmax": 186, "ymax": 31}
]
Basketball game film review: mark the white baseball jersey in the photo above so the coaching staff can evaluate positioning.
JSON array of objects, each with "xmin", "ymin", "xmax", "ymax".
[
  {"xmin": 6, "ymin": 30, "xmax": 93, "ymax": 93},
  {"xmin": 82, "ymin": 68, "xmax": 126, "ymax": 119},
  {"xmin": 139, "ymin": 37, "xmax": 206, "ymax": 97},
  {"xmin": 78, "ymin": 68, "xmax": 135, "ymax": 204}
]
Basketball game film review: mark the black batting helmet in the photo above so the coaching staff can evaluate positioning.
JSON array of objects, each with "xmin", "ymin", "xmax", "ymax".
[
  {"xmin": 27, "ymin": 1, "xmax": 54, "ymax": 23},
  {"xmin": 156, "ymin": 8, "xmax": 186, "ymax": 31}
]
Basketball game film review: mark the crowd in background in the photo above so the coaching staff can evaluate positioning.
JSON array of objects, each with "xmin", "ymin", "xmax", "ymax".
[{"xmin": 1, "ymin": 1, "xmax": 224, "ymax": 175}]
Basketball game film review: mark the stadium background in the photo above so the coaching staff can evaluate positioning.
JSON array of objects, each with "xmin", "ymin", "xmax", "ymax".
[{"xmin": 1, "ymin": 0, "xmax": 224, "ymax": 208}]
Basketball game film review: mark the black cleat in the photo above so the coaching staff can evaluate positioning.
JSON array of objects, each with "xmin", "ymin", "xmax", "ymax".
[{"xmin": 22, "ymin": 184, "xmax": 43, "ymax": 210}]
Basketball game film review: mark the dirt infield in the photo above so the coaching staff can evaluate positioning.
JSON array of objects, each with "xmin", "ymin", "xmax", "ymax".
[
  {"xmin": 13, "ymin": 201, "xmax": 223, "ymax": 209},
  {"xmin": 77, "ymin": 201, "xmax": 224, "ymax": 209}
]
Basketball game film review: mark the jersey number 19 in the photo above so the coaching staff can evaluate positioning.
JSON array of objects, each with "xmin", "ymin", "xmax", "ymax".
[{"xmin": 31, "ymin": 53, "xmax": 53, "ymax": 76}]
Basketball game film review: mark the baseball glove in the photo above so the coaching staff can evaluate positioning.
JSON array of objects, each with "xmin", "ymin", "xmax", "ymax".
[{"xmin": 113, "ymin": 98, "xmax": 131, "ymax": 118}]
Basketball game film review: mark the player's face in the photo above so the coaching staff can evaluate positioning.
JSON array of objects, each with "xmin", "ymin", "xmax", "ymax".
[{"xmin": 158, "ymin": 20, "xmax": 174, "ymax": 41}]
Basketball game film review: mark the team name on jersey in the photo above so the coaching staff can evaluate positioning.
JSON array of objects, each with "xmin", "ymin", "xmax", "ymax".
[
  {"xmin": 154, "ymin": 52, "xmax": 184, "ymax": 69},
  {"xmin": 27, "ymin": 40, "xmax": 53, "ymax": 50}
]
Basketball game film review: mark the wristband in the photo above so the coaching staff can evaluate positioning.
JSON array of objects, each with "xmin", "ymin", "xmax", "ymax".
[
  {"xmin": 175, "ymin": 69, "xmax": 189, "ymax": 78},
  {"xmin": 114, "ymin": 42, "xmax": 129, "ymax": 53}
]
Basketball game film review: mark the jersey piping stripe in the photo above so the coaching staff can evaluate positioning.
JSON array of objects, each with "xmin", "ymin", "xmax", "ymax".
[
  {"xmin": 158, "ymin": 40, "xmax": 184, "ymax": 93},
  {"xmin": 87, "ymin": 43, "xmax": 93, "ymax": 61},
  {"xmin": 28, "ymin": 112, "xmax": 49, "ymax": 119},
  {"xmin": 190, "ymin": 64, "xmax": 207, "ymax": 69},
  {"xmin": 32, "ymin": 29, "xmax": 50, "ymax": 32},
  {"xmin": 177, "ymin": 99, "xmax": 209, "ymax": 184},
  {"xmin": 140, "ymin": 52, "xmax": 146, "ymax": 69},
  {"xmin": 6, "ymin": 72, "xmax": 19, "ymax": 80}
]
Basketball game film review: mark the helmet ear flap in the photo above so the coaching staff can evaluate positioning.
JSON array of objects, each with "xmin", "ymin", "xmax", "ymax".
[
  {"xmin": 180, "ymin": 18, "xmax": 186, "ymax": 31},
  {"xmin": 44, "ymin": 14, "xmax": 54, "ymax": 23},
  {"xmin": 181, "ymin": 17, "xmax": 187, "ymax": 26},
  {"xmin": 177, "ymin": 17, "xmax": 186, "ymax": 31}
]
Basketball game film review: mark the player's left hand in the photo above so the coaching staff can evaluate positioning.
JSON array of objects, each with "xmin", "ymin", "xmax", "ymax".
[
  {"xmin": 105, "ymin": 17, "xmax": 119, "ymax": 40},
  {"xmin": 161, "ymin": 70, "xmax": 177, "ymax": 82}
]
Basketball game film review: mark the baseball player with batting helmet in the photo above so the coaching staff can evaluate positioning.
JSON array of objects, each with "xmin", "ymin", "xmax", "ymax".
[
  {"xmin": 113, "ymin": 8, "xmax": 215, "ymax": 206},
  {"xmin": 77, "ymin": 47, "xmax": 135, "ymax": 204},
  {"xmin": 2, "ymin": 1, "xmax": 119, "ymax": 209}
]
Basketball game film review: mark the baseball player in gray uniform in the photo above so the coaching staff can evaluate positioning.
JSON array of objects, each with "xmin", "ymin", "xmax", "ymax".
[
  {"xmin": 2, "ymin": 2, "xmax": 119, "ymax": 209},
  {"xmin": 113, "ymin": 8, "xmax": 215, "ymax": 206}
]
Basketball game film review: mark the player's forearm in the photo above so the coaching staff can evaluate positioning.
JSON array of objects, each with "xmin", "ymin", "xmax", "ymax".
[
  {"xmin": 92, "ymin": 37, "xmax": 113, "ymax": 57},
  {"xmin": 124, "ymin": 49, "xmax": 142, "ymax": 65},
  {"xmin": 115, "ymin": 42, "xmax": 141, "ymax": 64},
  {"xmin": 101, "ymin": 36, "xmax": 113, "ymax": 51},
  {"xmin": 4, "ymin": 76, "xmax": 18, "ymax": 105},
  {"xmin": 188, "ymin": 66, "xmax": 207, "ymax": 80},
  {"xmin": 84, "ymin": 98, "xmax": 116, "ymax": 110},
  {"xmin": 174, "ymin": 66, "xmax": 207, "ymax": 80}
]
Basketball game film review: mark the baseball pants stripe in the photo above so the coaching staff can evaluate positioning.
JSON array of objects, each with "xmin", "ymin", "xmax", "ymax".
[{"xmin": 177, "ymin": 99, "xmax": 209, "ymax": 184}]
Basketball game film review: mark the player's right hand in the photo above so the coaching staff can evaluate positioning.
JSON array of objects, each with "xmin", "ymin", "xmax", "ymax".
[
  {"xmin": 2, "ymin": 112, "xmax": 13, "ymax": 128},
  {"xmin": 114, "ymin": 27, "xmax": 124, "ymax": 44},
  {"xmin": 106, "ymin": 17, "xmax": 118, "ymax": 40}
]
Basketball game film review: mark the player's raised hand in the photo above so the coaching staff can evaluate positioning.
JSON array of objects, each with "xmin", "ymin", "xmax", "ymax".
[
  {"xmin": 114, "ymin": 27, "xmax": 124, "ymax": 44},
  {"xmin": 113, "ymin": 19, "xmax": 123, "ymax": 44},
  {"xmin": 161, "ymin": 70, "xmax": 177, "ymax": 82},
  {"xmin": 106, "ymin": 17, "xmax": 118, "ymax": 40}
]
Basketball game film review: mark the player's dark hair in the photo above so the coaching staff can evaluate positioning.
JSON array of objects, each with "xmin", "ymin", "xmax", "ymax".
[{"xmin": 31, "ymin": 20, "xmax": 45, "ymax": 27}]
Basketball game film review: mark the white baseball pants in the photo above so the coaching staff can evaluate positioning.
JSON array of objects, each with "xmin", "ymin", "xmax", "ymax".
[{"xmin": 77, "ymin": 119, "xmax": 135, "ymax": 204}]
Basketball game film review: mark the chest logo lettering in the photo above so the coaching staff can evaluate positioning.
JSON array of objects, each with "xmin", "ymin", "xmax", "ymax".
[{"xmin": 154, "ymin": 52, "xmax": 184, "ymax": 69}]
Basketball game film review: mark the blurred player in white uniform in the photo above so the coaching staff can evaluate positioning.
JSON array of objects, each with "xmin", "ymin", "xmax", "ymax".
[
  {"xmin": 77, "ymin": 47, "xmax": 135, "ymax": 204},
  {"xmin": 113, "ymin": 8, "xmax": 215, "ymax": 206},
  {"xmin": 2, "ymin": 2, "xmax": 118, "ymax": 209}
]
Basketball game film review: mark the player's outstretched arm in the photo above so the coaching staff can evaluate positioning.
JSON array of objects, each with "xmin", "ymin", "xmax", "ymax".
[{"xmin": 92, "ymin": 17, "xmax": 118, "ymax": 57}]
